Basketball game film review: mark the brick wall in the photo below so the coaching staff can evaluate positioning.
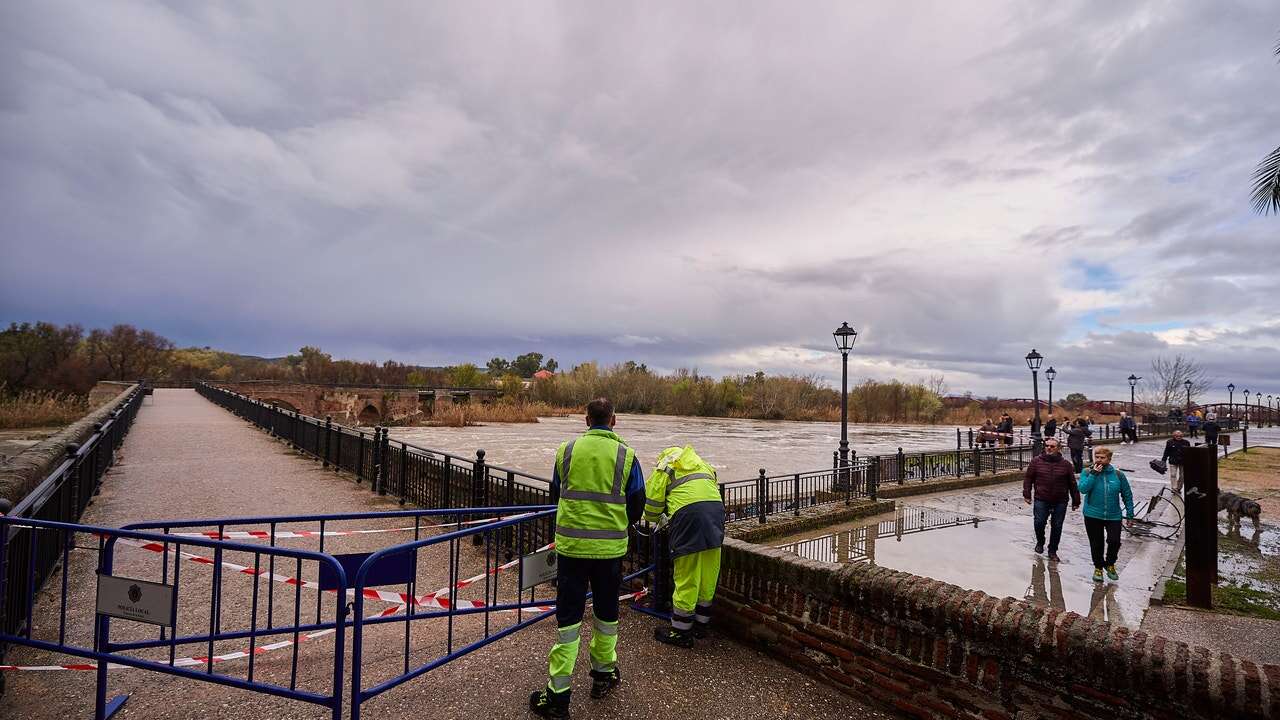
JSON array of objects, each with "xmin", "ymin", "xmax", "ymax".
[{"xmin": 717, "ymin": 538, "xmax": 1278, "ymax": 719}]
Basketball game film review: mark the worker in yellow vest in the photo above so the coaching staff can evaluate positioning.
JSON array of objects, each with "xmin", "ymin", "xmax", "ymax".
[
  {"xmin": 645, "ymin": 444, "xmax": 725, "ymax": 647},
  {"xmin": 529, "ymin": 397, "xmax": 646, "ymax": 719}
]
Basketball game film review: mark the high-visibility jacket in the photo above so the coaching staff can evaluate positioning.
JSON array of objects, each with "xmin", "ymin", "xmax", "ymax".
[
  {"xmin": 554, "ymin": 429, "xmax": 636, "ymax": 559},
  {"xmin": 645, "ymin": 445, "xmax": 725, "ymax": 557}
]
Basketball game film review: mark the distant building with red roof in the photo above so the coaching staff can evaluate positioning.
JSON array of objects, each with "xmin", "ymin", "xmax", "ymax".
[{"xmin": 532, "ymin": 369, "xmax": 554, "ymax": 380}]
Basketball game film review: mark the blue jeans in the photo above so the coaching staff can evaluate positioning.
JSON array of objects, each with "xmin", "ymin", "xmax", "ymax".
[{"xmin": 1033, "ymin": 499, "xmax": 1068, "ymax": 554}]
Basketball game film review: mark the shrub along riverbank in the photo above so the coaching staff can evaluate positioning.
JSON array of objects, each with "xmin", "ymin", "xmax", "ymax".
[{"xmin": 0, "ymin": 387, "xmax": 89, "ymax": 429}]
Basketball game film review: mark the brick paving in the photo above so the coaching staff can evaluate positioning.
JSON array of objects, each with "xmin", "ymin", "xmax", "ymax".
[{"xmin": 0, "ymin": 389, "xmax": 895, "ymax": 720}]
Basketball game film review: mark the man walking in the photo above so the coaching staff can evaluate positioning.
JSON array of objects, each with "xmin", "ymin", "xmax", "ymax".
[
  {"xmin": 1203, "ymin": 413, "xmax": 1221, "ymax": 446},
  {"xmin": 1161, "ymin": 430, "xmax": 1191, "ymax": 495},
  {"xmin": 1118, "ymin": 413, "xmax": 1136, "ymax": 444},
  {"xmin": 530, "ymin": 398, "xmax": 646, "ymax": 719},
  {"xmin": 1023, "ymin": 438, "xmax": 1080, "ymax": 562},
  {"xmin": 644, "ymin": 444, "xmax": 725, "ymax": 648},
  {"xmin": 1063, "ymin": 419, "xmax": 1092, "ymax": 475}
]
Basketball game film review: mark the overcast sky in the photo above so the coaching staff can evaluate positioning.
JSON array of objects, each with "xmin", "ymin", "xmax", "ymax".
[{"xmin": 2, "ymin": 2, "xmax": 1278, "ymax": 401}]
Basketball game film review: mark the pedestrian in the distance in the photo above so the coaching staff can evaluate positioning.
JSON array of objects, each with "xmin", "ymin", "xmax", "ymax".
[
  {"xmin": 1044, "ymin": 415, "xmax": 1058, "ymax": 438},
  {"xmin": 1063, "ymin": 419, "xmax": 1092, "ymax": 474},
  {"xmin": 980, "ymin": 418, "xmax": 998, "ymax": 448},
  {"xmin": 1077, "ymin": 447, "xmax": 1134, "ymax": 583},
  {"xmin": 1118, "ymin": 412, "xmax": 1137, "ymax": 444},
  {"xmin": 1023, "ymin": 438, "xmax": 1080, "ymax": 562},
  {"xmin": 1186, "ymin": 412, "xmax": 1200, "ymax": 438},
  {"xmin": 1203, "ymin": 413, "xmax": 1221, "ymax": 446},
  {"xmin": 999, "ymin": 414, "xmax": 1014, "ymax": 447},
  {"xmin": 1161, "ymin": 430, "xmax": 1191, "ymax": 494}
]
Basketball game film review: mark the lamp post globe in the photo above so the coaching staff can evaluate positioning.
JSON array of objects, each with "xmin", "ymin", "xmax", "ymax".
[
  {"xmin": 833, "ymin": 322, "xmax": 858, "ymax": 481},
  {"xmin": 1025, "ymin": 349, "xmax": 1044, "ymax": 450},
  {"xmin": 1128, "ymin": 374, "xmax": 1140, "ymax": 420},
  {"xmin": 1228, "ymin": 383, "xmax": 1235, "ymax": 423},
  {"xmin": 1045, "ymin": 366, "xmax": 1057, "ymax": 410}
]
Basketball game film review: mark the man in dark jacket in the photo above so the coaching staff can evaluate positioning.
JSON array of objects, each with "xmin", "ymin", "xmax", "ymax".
[
  {"xmin": 998, "ymin": 414, "xmax": 1014, "ymax": 446},
  {"xmin": 1118, "ymin": 413, "xmax": 1137, "ymax": 444},
  {"xmin": 1044, "ymin": 415, "xmax": 1058, "ymax": 438},
  {"xmin": 1023, "ymin": 438, "xmax": 1080, "ymax": 561},
  {"xmin": 1063, "ymin": 420, "xmax": 1092, "ymax": 474},
  {"xmin": 1162, "ymin": 430, "xmax": 1191, "ymax": 494},
  {"xmin": 1203, "ymin": 415, "xmax": 1221, "ymax": 446}
]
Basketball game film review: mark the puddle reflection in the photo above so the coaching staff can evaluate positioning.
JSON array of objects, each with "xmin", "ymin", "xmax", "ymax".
[{"xmin": 775, "ymin": 505, "xmax": 987, "ymax": 565}]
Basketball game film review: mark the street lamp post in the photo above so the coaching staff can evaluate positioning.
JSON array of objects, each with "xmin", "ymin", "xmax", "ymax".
[
  {"xmin": 1243, "ymin": 390, "xmax": 1250, "ymax": 428},
  {"xmin": 1228, "ymin": 383, "xmax": 1235, "ymax": 425},
  {"xmin": 1045, "ymin": 366, "xmax": 1056, "ymax": 411},
  {"xmin": 1025, "ymin": 349, "xmax": 1044, "ymax": 452},
  {"xmin": 1185, "ymin": 379, "xmax": 1193, "ymax": 414},
  {"xmin": 833, "ymin": 322, "xmax": 858, "ymax": 482},
  {"xmin": 1128, "ymin": 374, "xmax": 1140, "ymax": 420}
]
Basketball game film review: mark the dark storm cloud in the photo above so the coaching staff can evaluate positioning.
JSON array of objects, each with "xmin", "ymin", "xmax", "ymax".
[{"xmin": 1, "ymin": 1, "xmax": 1278, "ymax": 399}]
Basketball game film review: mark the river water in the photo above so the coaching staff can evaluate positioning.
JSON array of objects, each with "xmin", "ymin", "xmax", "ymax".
[{"xmin": 388, "ymin": 414, "xmax": 975, "ymax": 481}]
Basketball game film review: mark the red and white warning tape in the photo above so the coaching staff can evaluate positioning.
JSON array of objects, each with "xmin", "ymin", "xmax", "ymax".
[
  {"xmin": 0, "ymin": 588, "xmax": 650, "ymax": 672},
  {"xmin": 165, "ymin": 512, "xmax": 535, "ymax": 541}
]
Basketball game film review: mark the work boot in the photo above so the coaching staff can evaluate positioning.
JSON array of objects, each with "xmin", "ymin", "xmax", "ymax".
[
  {"xmin": 1034, "ymin": 542, "xmax": 1044, "ymax": 554},
  {"xmin": 692, "ymin": 623, "xmax": 709, "ymax": 639},
  {"xmin": 1092, "ymin": 568, "xmax": 1103, "ymax": 583},
  {"xmin": 589, "ymin": 666, "xmax": 620, "ymax": 699},
  {"xmin": 1105, "ymin": 565, "xmax": 1119, "ymax": 581},
  {"xmin": 653, "ymin": 625, "xmax": 694, "ymax": 648},
  {"xmin": 529, "ymin": 688, "xmax": 571, "ymax": 719}
]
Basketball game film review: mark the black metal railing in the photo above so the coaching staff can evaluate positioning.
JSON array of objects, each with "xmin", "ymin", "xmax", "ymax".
[{"xmin": 1, "ymin": 385, "xmax": 145, "ymax": 639}]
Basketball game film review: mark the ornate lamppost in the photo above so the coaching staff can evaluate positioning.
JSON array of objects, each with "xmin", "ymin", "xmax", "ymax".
[
  {"xmin": 1185, "ymin": 379, "xmax": 1193, "ymax": 414},
  {"xmin": 1045, "ymin": 366, "xmax": 1056, "ymax": 411},
  {"xmin": 1228, "ymin": 383, "xmax": 1235, "ymax": 425},
  {"xmin": 1025, "ymin": 349, "xmax": 1044, "ymax": 451},
  {"xmin": 1128, "ymin": 374, "xmax": 1140, "ymax": 420},
  {"xmin": 834, "ymin": 322, "xmax": 858, "ymax": 478},
  {"xmin": 1243, "ymin": 389, "xmax": 1250, "ymax": 428}
]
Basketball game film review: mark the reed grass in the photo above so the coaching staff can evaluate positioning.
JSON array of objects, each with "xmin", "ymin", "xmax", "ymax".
[
  {"xmin": 425, "ymin": 401, "xmax": 576, "ymax": 427},
  {"xmin": 0, "ymin": 387, "xmax": 90, "ymax": 429}
]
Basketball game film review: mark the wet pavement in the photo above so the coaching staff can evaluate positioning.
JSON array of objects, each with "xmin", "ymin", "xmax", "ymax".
[{"xmin": 769, "ymin": 436, "xmax": 1232, "ymax": 629}]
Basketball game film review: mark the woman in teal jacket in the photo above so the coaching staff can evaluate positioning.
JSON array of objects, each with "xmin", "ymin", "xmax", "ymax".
[{"xmin": 1076, "ymin": 447, "xmax": 1135, "ymax": 583}]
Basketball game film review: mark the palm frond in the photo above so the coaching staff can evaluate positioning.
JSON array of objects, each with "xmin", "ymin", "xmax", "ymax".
[{"xmin": 1252, "ymin": 145, "xmax": 1280, "ymax": 215}]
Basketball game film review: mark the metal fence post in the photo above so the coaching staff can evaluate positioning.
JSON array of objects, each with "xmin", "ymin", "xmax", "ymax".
[
  {"xmin": 757, "ymin": 469, "xmax": 767, "ymax": 524},
  {"xmin": 355, "ymin": 431, "xmax": 365, "ymax": 483},
  {"xmin": 371, "ymin": 426, "xmax": 383, "ymax": 494},
  {"xmin": 848, "ymin": 450, "xmax": 857, "ymax": 502},
  {"xmin": 472, "ymin": 450, "xmax": 487, "ymax": 545},
  {"xmin": 896, "ymin": 447, "xmax": 905, "ymax": 485},
  {"xmin": 973, "ymin": 447, "xmax": 981, "ymax": 476},
  {"xmin": 378, "ymin": 428, "xmax": 390, "ymax": 496},
  {"xmin": 793, "ymin": 473, "xmax": 801, "ymax": 516},
  {"xmin": 399, "ymin": 442, "xmax": 409, "ymax": 506},
  {"xmin": 869, "ymin": 456, "xmax": 878, "ymax": 501},
  {"xmin": 1184, "ymin": 446, "xmax": 1218, "ymax": 608},
  {"xmin": 323, "ymin": 417, "xmax": 332, "ymax": 469},
  {"xmin": 968, "ymin": 428, "xmax": 974, "ymax": 448}
]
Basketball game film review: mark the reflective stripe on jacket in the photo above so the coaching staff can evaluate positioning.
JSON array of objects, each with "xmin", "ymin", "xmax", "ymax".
[
  {"xmin": 646, "ymin": 445, "xmax": 726, "ymax": 557},
  {"xmin": 554, "ymin": 429, "xmax": 635, "ymax": 559}
]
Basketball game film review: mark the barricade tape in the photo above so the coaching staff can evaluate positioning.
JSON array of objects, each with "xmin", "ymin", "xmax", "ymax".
[
  {"xmin": 0, "ymin": 588, "xmax": 650, "ymax": 672},
  {"xmin": 164, "ymin": 512, "xmax": 536, "ymax": 540}
]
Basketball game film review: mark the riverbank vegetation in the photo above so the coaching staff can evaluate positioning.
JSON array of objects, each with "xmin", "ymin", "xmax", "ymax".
[{"xmin": 0, "ymin": 386, "xmax": 89, "ymax": 429}]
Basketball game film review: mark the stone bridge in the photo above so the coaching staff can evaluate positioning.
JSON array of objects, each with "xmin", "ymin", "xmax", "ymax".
[{"xmin": 211, "ymin": 380, "xmax": 498, "ymax": 425}]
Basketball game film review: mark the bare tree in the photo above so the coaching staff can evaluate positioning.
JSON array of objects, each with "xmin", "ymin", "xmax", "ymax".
[{"xmin": 1139, "ymin": 354, "xmax": 1213, "ymax": 410}]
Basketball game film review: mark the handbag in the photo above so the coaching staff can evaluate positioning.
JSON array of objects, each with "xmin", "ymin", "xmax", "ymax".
[{"xmin": 1148, "ymin": 459, "xmax": 1167, "ymax": 475}]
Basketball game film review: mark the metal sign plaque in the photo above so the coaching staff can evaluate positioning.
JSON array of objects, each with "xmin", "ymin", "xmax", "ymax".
[
  {"xmin": 96, "ymin": 574, "xmax": 175, "ymax": 627},
  {"xmin": 519, "ymin": 548, "xmax": 558, "ymax": 591}
]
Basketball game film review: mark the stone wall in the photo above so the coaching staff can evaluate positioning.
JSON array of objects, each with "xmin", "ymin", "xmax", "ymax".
[
  {"xmin": 215, "ymin": 381, "xmax": 427, "ymax": 425},
  {"xmin": 717, "ymin": 537, "xmax": 1278, "ymax": 720},
  {"xmin": 0, "ymin": 382, "xmax": 139, "ymax": 507}
]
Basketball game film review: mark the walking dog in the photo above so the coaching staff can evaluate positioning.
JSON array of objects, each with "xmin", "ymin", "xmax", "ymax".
[{"xmin": 1217, "ymin": 492, "xmax": 1263, "ymax": 532}]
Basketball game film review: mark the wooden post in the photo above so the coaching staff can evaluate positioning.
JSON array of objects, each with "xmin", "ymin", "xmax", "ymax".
[{"xmin": 1183, "ymin": 445, "xmax": 1218, "ymax": 608}]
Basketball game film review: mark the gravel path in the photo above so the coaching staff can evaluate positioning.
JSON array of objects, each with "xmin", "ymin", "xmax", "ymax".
[{"xmin": 1, "ymin": 389, "xmax": 895, "ymax": 720}]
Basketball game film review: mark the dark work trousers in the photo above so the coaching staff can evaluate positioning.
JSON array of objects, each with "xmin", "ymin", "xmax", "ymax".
[
  {"xmin": 1033, "ymin": 499, "xmax": 1068, "ymax": 554},
  {"xmin": 1125, "ymin": 428, "xmax": 1138, "ymax": 443},
  {"xmin": 1083, "ymin": 516, "xmax": 1123, "ymax": 568},
  {"xmin": 1070, "ymin": 448, "xmax": 1084, "ymax": 475},
  {"xmin": 555, "ymin": 555, "xmax": 622, "ymax": 628},
  {"xmin": 1205, "ymin": 432, "xmax": 1219, "ymax": 445}
]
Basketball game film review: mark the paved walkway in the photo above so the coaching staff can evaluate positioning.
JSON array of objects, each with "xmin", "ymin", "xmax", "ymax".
[{"xmin": 1, "ymin": 389, "xmax": 893, "ymax": 720}]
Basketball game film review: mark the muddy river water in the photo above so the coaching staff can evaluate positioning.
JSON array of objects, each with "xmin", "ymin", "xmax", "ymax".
[{"xmin": 389, "ymin": 414, "xmax": 980, "ymax": 480}]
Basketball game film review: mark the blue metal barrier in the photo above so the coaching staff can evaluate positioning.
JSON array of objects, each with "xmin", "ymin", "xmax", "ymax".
[
  {"xmin": 2, "ymin": 507, "xmax": 666, "ymax": 719},
  {"xmin": 0, "ymin": 516, "xmax": 349, "ymax": 720}
]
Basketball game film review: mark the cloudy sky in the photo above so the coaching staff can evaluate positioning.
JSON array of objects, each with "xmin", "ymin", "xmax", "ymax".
[{"xmin": 2, "ymin": 1, "xmax": 1278, "ymax": 401}]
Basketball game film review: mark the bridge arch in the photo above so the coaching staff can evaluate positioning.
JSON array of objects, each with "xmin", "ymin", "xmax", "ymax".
[
  {"xmin": 262, "ymin": 398, "xmax": 299, "ymax": 413},
  {"xmin": 357, "ymin": 404, "xmax": 381, "ymax": 425}
]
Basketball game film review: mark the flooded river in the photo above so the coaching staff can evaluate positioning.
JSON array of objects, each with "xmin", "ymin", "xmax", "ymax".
[{"xmin": 388, "ymin": 414, "xmax": 976, "ymax": 481}]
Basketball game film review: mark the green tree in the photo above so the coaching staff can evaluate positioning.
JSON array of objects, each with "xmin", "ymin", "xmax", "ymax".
[
  {"xmin": 1252, "ymin": 35, "xmax": 1280, "ymax": 214},
  {"xmin": 497, "ymin": 373, "xmax": 526, "ymax": 400},
  {"xmin": 447, "ymin": 363, "xmax": 489, "ymax": 387},
  {"xmin": 486, "ymin": 357, "xmax": 511, "ymax": 375},
  {"xmin": 544, "ymin": 358, "xmax": 558, "ymax": 373},
  {"xmin": 1062, "ymin": 392, "xmax": 1088, "ymax": 410},
  {"xmin": 512, "ymin": 352, "xmax": 544, "ymax": 377},
  {"xmin": 85, "ymin": 324, "xmax": 174, "ymax": 381}
]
